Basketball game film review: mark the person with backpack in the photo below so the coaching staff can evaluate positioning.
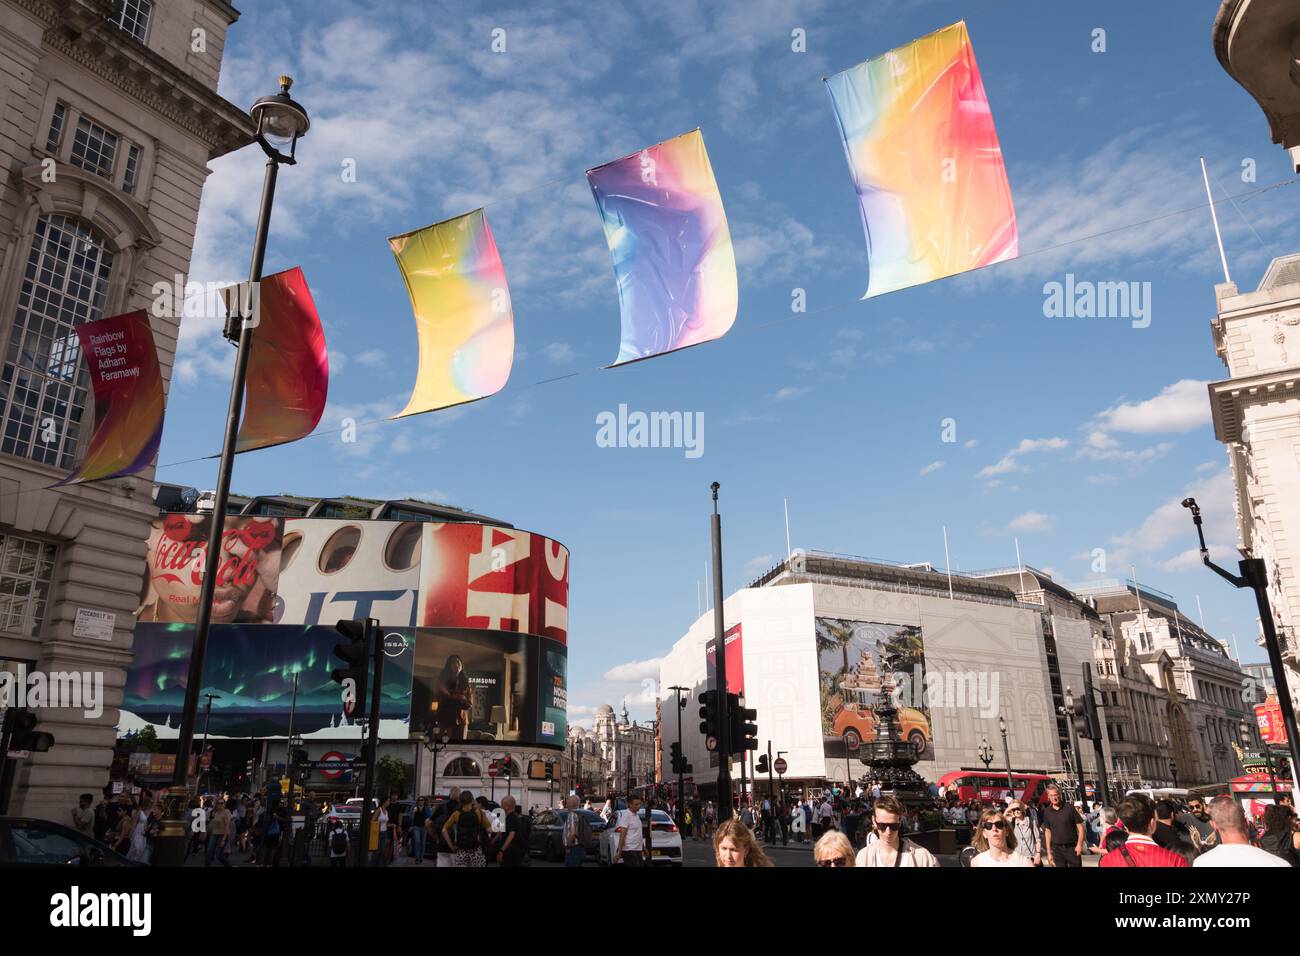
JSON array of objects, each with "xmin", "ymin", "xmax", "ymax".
[
  {"xmin": 327, "ymin": 817, "xmax": 350, "ymax": 867},
  {"xmin": 441, "ymin": 790, "xmax": 491, "ymax": 867}
]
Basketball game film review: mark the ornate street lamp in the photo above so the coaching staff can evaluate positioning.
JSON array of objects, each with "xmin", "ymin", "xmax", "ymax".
[{"xmin": 155, "ymin": 77, "xmax": 309, "ymax": 867}]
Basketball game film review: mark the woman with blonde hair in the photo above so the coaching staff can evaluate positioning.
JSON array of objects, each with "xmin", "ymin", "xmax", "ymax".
[
  {"xmin": 813, "ymin": 830, "xmax": 855, "ymax": 867},
  {"xmin": 714, "ymin": 818, "xmax": 774, "ymax": 867},
  {"xmin": 970, "ymin": 806, "xmax": 1030, "ymax": 867}
]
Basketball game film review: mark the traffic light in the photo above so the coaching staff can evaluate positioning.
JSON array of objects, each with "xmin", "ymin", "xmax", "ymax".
[
  {"xmin": 698, "ymin": 689, "xmax": 720, "ymax": 746},
  {"xmin": 755, "ymin": 753, "xmax": 770, "ymax": 775},
  {"xmin": 291, "ymin": 747, "xmax": 308, "ymax": 767},
  {"xmin": 544, "ymin": 762, "xmax": 554, "ymax": 782},
  {"xmin": 730, "ymin": 693, "xmax": 758, "ymax": 753},
  {"xmin": 1070, "ymin": 700, "xmax": 1093, "ymax": 740},
  {"xmin": 8, "ymin": 709, "xmax": 54, "ymax": 753},
  {"xmin": 332, "ymin": 618, "xmax": 371, "ymax": 719}
]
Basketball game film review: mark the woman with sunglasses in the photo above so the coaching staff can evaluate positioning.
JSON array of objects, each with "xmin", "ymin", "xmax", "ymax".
[
  {"xmin": 813, "ymin": 831, "xmax": 855, "ymax": 867},
  {"xmin": 1005, "ymin": 802, "xmax": 1041, "ymax": 866},
  {"xmin": 970, "ymin": 808, "xmax": 1030, "ymax": 867}
]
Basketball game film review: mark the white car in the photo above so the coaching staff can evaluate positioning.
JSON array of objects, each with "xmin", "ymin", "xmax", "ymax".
[
  {"xmin": 326, "ymin": 797, "xmax": 376, "ymax": 824},
  {"xmin": 599, "ymin": 808, "xmax": 682, "ymax": 866}
]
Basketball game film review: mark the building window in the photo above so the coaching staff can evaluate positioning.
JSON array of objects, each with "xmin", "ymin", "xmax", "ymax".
[
  {"xmin": 111, "ymin": 0, "xmax": 152, "ymax": 43},
  {"xmin": 0, "ymin": 533, "xmax": 57, "ymax": 636},
  {"xmin": 69, "ymin": 116, "xmax": 118, "ymax": 181},
  {"xmin": 122, "ymin": 144, "xmax": 142, "ymax": 195},
  {"xmin": 0, "ymin": 215, "xmax": 113, "ymax": 468},
  {"xmin": 45, "ymin": 102, "xmax": 67, "ymax": 154},
  {"xmin": 443, "ymin": 757, "xmax": 480, "ymax": 777}
]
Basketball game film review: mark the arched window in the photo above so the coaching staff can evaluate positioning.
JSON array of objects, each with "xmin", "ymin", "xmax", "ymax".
[
  {"xmin": 1, "ymin": 214, "xmax": 113, "ymax": 467},
  {"xmin": 443, "ymin": 757, "xmax": 480, "ymax": 778}
]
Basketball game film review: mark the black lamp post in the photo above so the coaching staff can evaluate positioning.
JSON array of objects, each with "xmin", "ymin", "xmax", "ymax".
[
  {"xmin": 1182, "ymin": 498, "xmax": 1300, "ymax": 793},
  {"xmin": 978, "ymin": 736, "xmax": 993, "ymax": 772},
  {"xmin": 424, "ymin": 728, "xmax": 450, "ymax": 801},
  {"xmin": 999, "ymin": 714, "xmax": 1015, "ymax": 799},
  {"xmin": 155, "ymin": 77, "xmax": 309, "ymax": 867}
]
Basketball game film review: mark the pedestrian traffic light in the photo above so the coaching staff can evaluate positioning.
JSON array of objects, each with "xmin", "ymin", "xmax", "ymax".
[
  {"xmin": 332, "ymin": 618, "xmax": 371, "ymax": 719},
  {"xmin": 755, "ymin": 753, "xmax": 769, "ymax": 775},
  {"xmin": 729, "ymin": 694, "xmax": 758, "ymax": 752},
  {"xmin": 7, "ymin": 708, "xmax": 53, "ymax": 753},
  {"xmin": 544, "ymin": 762, "xmax": 554, "ymax": 781},
  {"xmin": 698, "ymin": 689, "xmax": 720, "ymax": 744}
]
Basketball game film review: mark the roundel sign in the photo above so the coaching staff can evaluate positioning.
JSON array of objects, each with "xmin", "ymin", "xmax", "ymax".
[
  {"xmin": 774, "ymin": 757, "xmax": 788, "ymax": 775},
  {"xmin": 319, "ymin": 751, "xmax": 349, "ymax": 780}
]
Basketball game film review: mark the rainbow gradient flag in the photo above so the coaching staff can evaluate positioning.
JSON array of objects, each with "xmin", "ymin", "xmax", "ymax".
[
  {"xmin": 825, "ymin": 21, "xmax": 1018, "ymax": 298},
  {"xmin": 235, "ymin": 267, "xmax": 328, "ymax": 453},
  {"xmin": 587, "ymin": 129, "xmax": 738, "ymax": 366},
  {"xmin": 53, "ymin": 310, "xmax": 165, "ymax": 486},
  {"xmin": 389, "ymin": 209, "xmax": 514, "ymax": 418}
]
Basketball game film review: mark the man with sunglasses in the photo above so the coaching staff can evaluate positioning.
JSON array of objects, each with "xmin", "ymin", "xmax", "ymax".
[
  {"xmin": 1178, "ymin": 798, "xmax": 1216, "ymax": 851},
  {"xmin": 854, "ymin": 795, "xmax": 938, "ymax": 867}
]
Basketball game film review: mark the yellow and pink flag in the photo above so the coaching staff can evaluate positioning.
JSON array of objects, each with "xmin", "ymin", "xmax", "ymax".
[
  {"xmin": 388, "ymin": 209, "xmax": 514, "ymax": 419},
  {"xmin": 825, "ymin": 20, "xmax": 1018, "ymax": 298}
]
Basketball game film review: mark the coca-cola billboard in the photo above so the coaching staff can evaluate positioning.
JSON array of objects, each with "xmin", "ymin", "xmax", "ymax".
[
  {"xmin": 138, "ymin": 515, "xmax": 569, "ymax": 643},
  {"xmin": 137, "ymin": 514, "xmax": 284, "ymax": 624}
]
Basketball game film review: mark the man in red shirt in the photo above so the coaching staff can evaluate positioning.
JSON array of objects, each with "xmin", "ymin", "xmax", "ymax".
[{"xmin": 1100, "ymin": 793, "xmax": 1190, "ymax": 868}]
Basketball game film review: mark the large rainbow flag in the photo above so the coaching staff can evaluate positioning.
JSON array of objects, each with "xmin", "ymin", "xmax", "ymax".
[{"xmin": 825, "ymin": 21, "xmax": 1018, "ymax": 298}]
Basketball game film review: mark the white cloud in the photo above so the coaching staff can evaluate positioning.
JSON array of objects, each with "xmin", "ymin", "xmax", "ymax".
[
  {"xmin": 602, "ymin": 658, "xmax": 663, "ymax": 682},
  {"xmin": 919, "ymin": 460, "xmax": 945, "ymax": 476},
  {"xmin": 1195, "ymin": 460, "xmax": 1219, "ymax": 473},
  {"xmin": 1008, "ymin": 511, "xmax": 1053, "ymax": 533},
  {"xmin": 977, "ymin": 437, "xmax": 1069, "ymax": 477},
  {"xmin": 963, "ymin": 439, "xmax": 979, "ymax": 449},
  {"xmin": 1092, "ymin": 379, "xmax": 1211, "ymax": 435},
  {"xmin": 356, "ymin": 349, "xmax": 388, "ymax": 368},
  {"xmin": 774, "ymin": 386, "xmax": 812, "ymax": 401},
  {"xmin": 543, "ymin": 342, "xmax": 575, "ymax": 364},
  {"xmin": 1110, "ymin": 469, "xmax": 1237, "ymax": 567},
  {"xmin": 743, "ymin": 553, "xmax": 775, "ymax": 575}
]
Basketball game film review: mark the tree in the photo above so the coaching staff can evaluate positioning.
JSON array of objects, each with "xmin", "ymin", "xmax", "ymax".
[
  {"xmin": 121, "ymin": 725, "xmax": 161, "ymax": 753},
  {"xmin": 376, "ymin": 755, "xmax": 409, "ymax": 798}
]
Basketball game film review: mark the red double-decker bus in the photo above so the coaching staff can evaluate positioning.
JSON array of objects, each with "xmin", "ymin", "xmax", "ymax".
[{"xmin": 938, "ymin": 770, "xmax": 1059, "ymax": 805}]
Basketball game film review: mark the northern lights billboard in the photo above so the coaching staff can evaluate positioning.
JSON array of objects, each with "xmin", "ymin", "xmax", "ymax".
[{"xmin": 122, "ymin": 624, "xmax": 568, "ymax": 748}]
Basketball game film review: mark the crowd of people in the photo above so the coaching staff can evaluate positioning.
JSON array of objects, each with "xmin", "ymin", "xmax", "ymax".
[{"xmin": 78, "ymin": 778, "xmax": 1298, "ymax": 869}]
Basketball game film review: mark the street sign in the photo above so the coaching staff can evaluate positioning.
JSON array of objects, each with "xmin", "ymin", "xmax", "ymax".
[
  {"xmin": 487, "ymin": 767, "xmax": 498, "ymax": 777},
  {"xmin": 318, "ymin": 751, "xmax": 350, "ymax": 780},
  {"xmin": 705, "ymin": 735, "xmax": 718, "ymax": 752},
  {"xmin": 774, "ymin": 757, "xmax": 788, "ymax": 775}
]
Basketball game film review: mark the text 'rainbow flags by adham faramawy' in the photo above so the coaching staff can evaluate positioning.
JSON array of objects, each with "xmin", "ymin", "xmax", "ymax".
[
  {"xmin": 586, "ymin": 128, "xmax": 738, "ymax": 366},
  {"xmin": 388, "ymin": 208, "xmax": 515, "ymax": 418},
  {"xmin": 825, "ymin": 20, "xmax": 1018, "ymax": 299}
]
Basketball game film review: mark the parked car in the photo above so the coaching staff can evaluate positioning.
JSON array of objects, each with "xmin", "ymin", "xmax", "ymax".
[
  {"xmin": 0, "ymin": 817, "xmax": 144, "ymax": 866},
  {"xmin": 527, "ymin": 808, "xmax": 605, "ymax": 862},
  {"xmin": 599, "ymin": 808, "xmax": 682, "ymax": 866}
]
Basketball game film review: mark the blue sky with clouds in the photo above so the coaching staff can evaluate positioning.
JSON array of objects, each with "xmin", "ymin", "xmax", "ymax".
[{"xmin": 159, "ymin": 0, "xmax": 1297, "ymax": 724}]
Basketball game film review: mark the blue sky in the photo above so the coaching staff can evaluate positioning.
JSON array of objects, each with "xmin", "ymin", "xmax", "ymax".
[{"xmin": 159, "ymin": 0, "xmax": 1297, "ymax": 724}]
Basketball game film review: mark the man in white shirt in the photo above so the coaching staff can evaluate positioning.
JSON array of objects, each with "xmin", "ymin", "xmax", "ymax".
[
  {"xmin": 614, "ymin": 794, "xmax": 646, "ymax": 867},
  {"xmin": 1194, "ymin": 797, "xmax": 1292, "ymax": 868},
  {"xmin": 856, "ymin": 795, "xmax": 939, "ymax": 867}
]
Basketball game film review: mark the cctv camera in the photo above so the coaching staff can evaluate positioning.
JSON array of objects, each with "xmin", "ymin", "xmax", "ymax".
[{"xmin": 1181, "ymin": 498, "xmax": 1195, "ymax": 509}]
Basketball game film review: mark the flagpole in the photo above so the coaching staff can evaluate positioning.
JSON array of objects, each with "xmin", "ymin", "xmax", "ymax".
[
  {"xmin": 1196, "ymin": 594, "xmax": 1206, "ymax": 631},
  {"xmin": 1200, "ymin": 157, "xmax": 1232, "ymax": 284},
  {"xmin": 1014, "ymin": 538, "xmax": 1025, "ymax": 596},
  {"xmin": 784, "ymin": 497, "xmax": 792, "ymax": 559},
  {"xmin": 942, "ymin": 526, "xmax": 954, "ymax": 601}
]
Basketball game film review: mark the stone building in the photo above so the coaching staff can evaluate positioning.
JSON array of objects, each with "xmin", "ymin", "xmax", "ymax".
[
  {"xmin": 0, "ymin": 0, "xmax": 252, "ymax": 819},
  {"xmin": 591, "ymin": 703, "xmax": 656, "ymax": 793},
  {"xmin": 1073, "ymin": 578, "xmax": 1249, "ymax": 788},
  {"xmin": 1207, "ymin": 255, "xmax": 1300, "ymax": 721}
]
